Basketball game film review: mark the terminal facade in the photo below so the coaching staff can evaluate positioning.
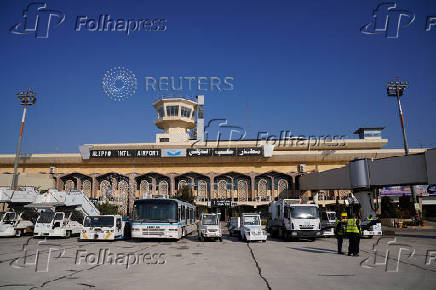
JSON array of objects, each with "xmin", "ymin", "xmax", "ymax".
[{"xmin": 0, "ymin": 96, "xmax": 426, "ymax": 215}]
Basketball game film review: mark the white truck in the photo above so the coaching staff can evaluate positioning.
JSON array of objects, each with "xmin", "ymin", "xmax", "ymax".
[
  {"xmin": 267, "ymin": 199, "xmax": 321, "ymax": 241},
  {"xmin": 0, "ymin": 187, "xmax": 39, "ymax": 237},
  {"xmin": 197, "ymin": 213, "xmax": 222, "ymax": 242},
  {"xmin": 27, "ymin": 189, "xmax": 100, "ymax": 238},
  {"xmin": 320, "ymin": 211, "xmax": 336, "ymax": 237},
  {"xmin": 80, "ymin": 215, "xmax": 125, "ymax": 241},
  {"xmin": 239, "ymin": 213, "xmax": 267, "ymax": 242}
]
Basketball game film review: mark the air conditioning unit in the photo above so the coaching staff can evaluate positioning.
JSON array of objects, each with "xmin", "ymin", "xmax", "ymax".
[
  {"xmin": 298, "ymin": 164, "xmax": 306, "ymax": 173},
  {"xmin": 49, "ymin": 166, "xmax": 56, "ymax": 174}
]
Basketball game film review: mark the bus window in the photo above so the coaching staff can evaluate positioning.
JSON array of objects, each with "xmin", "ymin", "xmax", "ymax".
[{"xmin": 116, "ymin": 218, "xmax": 122, "ymax": 230}]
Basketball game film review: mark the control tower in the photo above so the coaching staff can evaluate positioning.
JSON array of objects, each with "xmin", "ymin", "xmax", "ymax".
[{"xmin": 153, "ymin": 96, "xmax": 204, "ymax": 143}]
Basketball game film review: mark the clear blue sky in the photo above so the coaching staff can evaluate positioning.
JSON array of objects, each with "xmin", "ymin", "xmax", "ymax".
[{"xmin": 0, "ymin": 0, "xmax": 435, "ymax": 154}]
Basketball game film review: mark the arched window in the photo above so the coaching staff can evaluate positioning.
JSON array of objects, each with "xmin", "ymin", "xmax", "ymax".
[
  {"xmin": 217, "ymin": 180, "xmax": 227, "ymax": 199},
  {"xmin": 278, "ymin": 179, "xmax": 288, "ymax": 196},
  {"xmin": 140, "ymin": 180, "xmax": 150, "ymax": 198},
  {"xmin": 100, "ymin": 180, "xmax": 111, "ymax": 201},
  {"xmin": 237, "ymin": 180, "xmax": 248, "ymax": 202},
  {"xmin": 158, "ymin": 180, "xmax": 169, "ymax": 195},
  {"xmin": 257, "ymin": 179, "xmax": 267, "ymax": 200},
  {"xmin": 82, "ymin": 180, "xmax": 92, "ymax": 197},
  {"xmin": 198, "ymin": 180, "xmax": 208, "ymax": 201},
  {"xmin": 64, "ymin": 180, "xmax": 75, "ymax": 191},
  {"xmin": 118, "ymin": 180, "xmax": 129, "ymax": 215}
]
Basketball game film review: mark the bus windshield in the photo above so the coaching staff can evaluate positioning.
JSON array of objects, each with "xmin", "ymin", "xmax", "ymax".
[
  {"xmin": 290, "ymin": 207, "xmax": 319, "ymax": 219},
  {"xmin": 84, "ymin": 216, "xmax": 114, "ymax": 227},
  {"xmin": 37, "ymin": 211, "xmax": 55, "ymax": 223},
  {"xmin": 202, "ymin": 215, "xmax": 218, "ymax": 225},
  {"xmin": 134, "ymin": 200, "xmax": 178, "ymax": 223},
  {"xmin": 243, "ymin": 215, "xmax": 260, "ymax": 226}
]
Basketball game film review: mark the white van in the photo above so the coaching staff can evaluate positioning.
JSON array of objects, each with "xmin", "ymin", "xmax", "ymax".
[
  {"xmin": 197, "ymin": 213, "xmax": 222, "ymax": 242},
  {"xmin": 80, "ymin": 215, "xmax": 125, "ymax": 241}
]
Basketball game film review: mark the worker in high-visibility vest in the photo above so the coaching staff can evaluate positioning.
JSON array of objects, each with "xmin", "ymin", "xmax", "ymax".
[
  {"xmin": 346, "ymin": 212, "xmax": 361, "ymax": 256},
  {"xmin": 334, "ymin": 213, "xmax": 347, "ymax": 254}
]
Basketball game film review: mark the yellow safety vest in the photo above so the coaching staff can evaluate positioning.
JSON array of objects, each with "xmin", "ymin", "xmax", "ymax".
[{"xmin": 346, "ymin": 218, "xmax": 360, "ymax": 234}]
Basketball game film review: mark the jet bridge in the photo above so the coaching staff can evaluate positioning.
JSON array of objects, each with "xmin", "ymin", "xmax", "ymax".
[{"xmin": 298, "ymin": 149, "xmax": 436, "ymax": 219}]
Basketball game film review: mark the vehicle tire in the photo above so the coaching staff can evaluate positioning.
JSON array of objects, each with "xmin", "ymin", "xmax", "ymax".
[
  {"xmin": 219, "ymin": 237, "xmax": 223, "ymax": 242},
  {"xmin": 200, "ymin": 235, "xmax": 205, "ymax": 242},
  {"xmin": 15, "ymin": 230, "xmax": 22, "ymax": 237},
  {"xmin": 66, "ymin": 231, "xmax": 72, "ymax": 238},
  {"xmin": 367, "ymin": 235, "xmax": 373, "ymax": 239},
  {"xmin": 309, "ymin": 238, "xmax": 315, "ymax": 242}
]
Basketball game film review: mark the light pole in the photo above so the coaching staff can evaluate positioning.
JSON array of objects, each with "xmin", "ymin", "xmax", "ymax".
[
  {"xmin": 11, "ymin": 88, "xmax": 36, "ymax": 189},
  {"xmin": 386, "ymin": 78, "xmax": 420, "ymax": 222}
]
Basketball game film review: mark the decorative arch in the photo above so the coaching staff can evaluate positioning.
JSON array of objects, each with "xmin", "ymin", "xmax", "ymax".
[
  {"xmin": 158, "ymin": 180, "xmax": 169, "ymax": 195},
  {"xmin": 82, "ymin": 180, "xmax": 92, "ymax": 197},
  {"xmin": 64, "ymin": 179, "xmax": 75, "ymax": 191},
  {"xmin": 278, "ymin": 179, "xmax": 289, "ymax": 196},
  {"xmin": 178, "ymin": 180, "xmax": 188, "ymax": 191},
  {"xmin": 140, "ymin": 180, "xmax": 150, "ymax": 198},
  {"xmin": 217, "ymin": 180, "xmax": 227, "ymax": 199},
  {"xmin": 257, "ymin": 179, "xmax": 268, "ymax": 200},
  {"xmin": 197, "ymin": 179, "xmax": 208, "ymax": 201},
  {"xmin": 118, "ymin": 180, "xmax": 129, "ymax": 215},
  {"xmin": 100, "ymin": 180, "xmax": 111, "ymax": 201},
  {"xmin": 237, "ymin": 180, "xmax": 248, "ymax": 202}
]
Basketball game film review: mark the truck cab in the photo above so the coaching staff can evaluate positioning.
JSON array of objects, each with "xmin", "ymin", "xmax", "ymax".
[
  {"xmin": 320, "ymin": 211, "xmax": 336, "ymax": 237},
  {"xmin": 81, "ymin": 215, "xmax": 125, "ymax": 241},
  {"xmin": 197, "ymin": 213, "xmax": 222, "ymax": 242},
  {"xmin": 239, "ymin": 213, "xmax": 267, "ymax": 242},
  {"xmin": 268, "ymin": 199, "xmax": 321, "ymax": 241},
  {"xmin": 34, "ymin": 210, "xmax": 82, "ymax": 238},
  {"xmin": 0, "ymin": 211, "xmax": 36, "ymax": 237}
]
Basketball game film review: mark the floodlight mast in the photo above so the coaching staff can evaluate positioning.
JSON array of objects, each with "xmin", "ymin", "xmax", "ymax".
[
  {"xmin": 386, "ymin": 78, "xmax": 420, "ymax": 223},
  {"xmin": 11, "ymin": 88, "xmax": 36, "ymax": 189}
]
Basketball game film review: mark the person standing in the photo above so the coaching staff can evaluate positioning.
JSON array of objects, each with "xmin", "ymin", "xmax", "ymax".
[
  {"xmin": 346, "ymin": 212, "xmax": 361, "ymax": 256},
  {"xmin": 335, "ymin": 213, "xmax": 347, "ymax": 254}
]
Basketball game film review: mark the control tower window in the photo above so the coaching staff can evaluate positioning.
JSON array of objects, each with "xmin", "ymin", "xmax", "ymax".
[
  {"xmin": 157, "ymin": 107, "xmax": 164, "ymax": 118},
  {"xmin": 181, "ymin": 106, "xmax": 192, "ymax": 118},
  {"xmin": 166, "ymin": 106, "xmax": 179, "ymax": 117}
]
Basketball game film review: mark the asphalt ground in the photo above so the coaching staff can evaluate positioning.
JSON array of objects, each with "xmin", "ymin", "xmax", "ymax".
[{"xmin": 0, "ymin": 229, "xmax": 435, "ymax": 290}]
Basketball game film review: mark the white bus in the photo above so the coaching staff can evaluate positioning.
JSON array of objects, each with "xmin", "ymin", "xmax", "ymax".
[
  {"xmin": 131, "ymin": 198, "xmax": 196, "ymax": 240},
  {"xmin": 80, "ymin": 215, "xmax": 125, "ymax": 241}
]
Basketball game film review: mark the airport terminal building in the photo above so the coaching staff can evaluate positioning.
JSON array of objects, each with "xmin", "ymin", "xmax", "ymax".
[{"xmin": 0, "ymin": 96, "xmax": 426, "ymax": 214}]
